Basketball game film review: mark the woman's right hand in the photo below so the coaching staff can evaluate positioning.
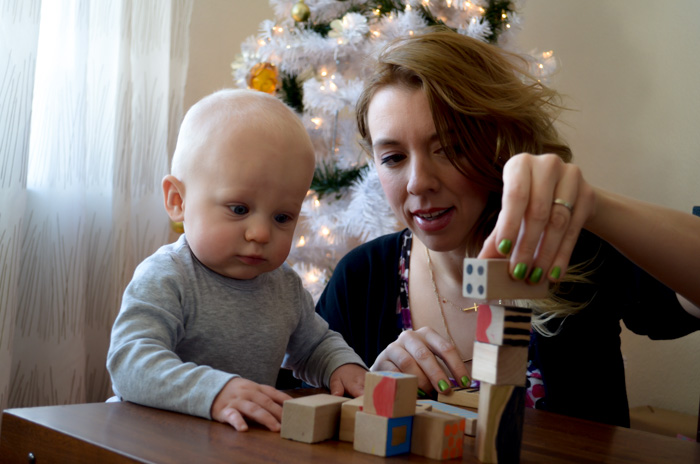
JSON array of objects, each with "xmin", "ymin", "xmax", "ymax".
[{"xmin": 370, "ymin": 327, "xmax": 471, "ymax": 395}]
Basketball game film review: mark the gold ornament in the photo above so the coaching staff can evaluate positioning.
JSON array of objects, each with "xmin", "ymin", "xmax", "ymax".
[
  {"xmin": 170, "ymin": 221, "xmax": 184, "ymax": 234},
  {"xmin": 247, "ymin": 62, "xmax": 278, "ymax": 94},
  {"xmin": 291, "ymin": 0, "xmax": 310, "ymax": 22}
]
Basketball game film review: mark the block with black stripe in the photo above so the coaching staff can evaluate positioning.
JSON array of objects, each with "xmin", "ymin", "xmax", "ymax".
[{"xmin": 475, "ymin": 304, "xmax": 532, "ymax": 347}]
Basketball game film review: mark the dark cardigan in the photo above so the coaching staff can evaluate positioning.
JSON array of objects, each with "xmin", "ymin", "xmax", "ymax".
[{"xmin": 316, "ymin": 229, "xmax": 700, "ymax": 427}]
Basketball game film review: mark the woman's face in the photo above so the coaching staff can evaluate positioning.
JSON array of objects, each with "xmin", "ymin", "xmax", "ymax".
[{"xmin": 367, "ymin": 85, "xmax": 489, "ymax": 254}]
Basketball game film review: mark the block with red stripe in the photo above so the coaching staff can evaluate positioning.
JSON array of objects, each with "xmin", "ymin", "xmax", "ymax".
[
  {"xmin": 475, "ymin": 304, "xmax": 532, "ymax": 347},
  {"xmin": 363, "ymin": 371, "xmax": 418, "ymax": 418}
]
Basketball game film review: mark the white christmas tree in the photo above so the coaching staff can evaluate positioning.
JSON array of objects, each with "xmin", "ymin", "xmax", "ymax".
[{"xmin": 231, "ymin": 0, "xmax": 556, "ymax": 300}]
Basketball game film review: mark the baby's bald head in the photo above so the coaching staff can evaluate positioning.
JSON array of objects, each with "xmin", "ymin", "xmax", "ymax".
[{"xmin": 170, "ymin": 89, "xmax": 314, "ymax": 183}]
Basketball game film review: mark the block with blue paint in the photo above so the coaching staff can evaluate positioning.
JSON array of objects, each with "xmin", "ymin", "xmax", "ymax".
[{"xmin": 353, "ymin": 412, "xmax": 413, "ymax": 457}]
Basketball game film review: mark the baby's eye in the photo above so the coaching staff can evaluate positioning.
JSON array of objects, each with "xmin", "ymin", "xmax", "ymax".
[
  {"xmin": 274, "ymin": 213, "xmax": 293, "ymax": 224},
  {"xmin": 230, "ymin": 205, "xmax": 249, "ymax": 215}
]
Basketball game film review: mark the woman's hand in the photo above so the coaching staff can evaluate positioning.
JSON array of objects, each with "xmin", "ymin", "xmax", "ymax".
[
  {"xmin": 479, "ymin": 153, "xmax": 596, "ymax": 282},
  {"xmin": 370, "ymin": 327, "xmax": 471, "ymax": 395}
]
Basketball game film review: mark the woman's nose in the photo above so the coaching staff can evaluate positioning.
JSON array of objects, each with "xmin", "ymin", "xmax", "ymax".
[{"xmin": 407, "ymin": 155, "xmax": 440, "ymax": 195}]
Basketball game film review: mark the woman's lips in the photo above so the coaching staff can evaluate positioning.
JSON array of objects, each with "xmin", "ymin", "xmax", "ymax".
[{"xmin": 412, "ymin": 207, "xmax": 455, "ymax": 232}]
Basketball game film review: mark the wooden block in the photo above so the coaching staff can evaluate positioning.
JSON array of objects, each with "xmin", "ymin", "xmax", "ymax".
[
  {"xmin": 363, "ymin": 371, "xmax": 418, "ymax": 418},
  {"xmin": 338, "ymin": 395, "xmax": 364, "ymax": 442},
  {"xmin": 462, "ymin": 258, "xmax": 548, "ymax": 300},
  {"xmin": 280, "ymin": 394, "xmax": 350, "ymax": 443},
  {"xmin": 471, "ymin": 341, "xmax": 528, "ymax": 386},
  {"xmin": 353, "ymin": 411, "xmax": 413, "ymax": 457},
  {"xmin": 415, "ymin": 401, "xmax": 432, "ymax": 413},
  {"xmin": 438, "ymin": 386, "xmax": 480, "ymax": 409},
  {"xmin": 411, "ymin": 411, "xmax": 465, "ymax": 460},
  {"xmin": 476, "ymin": 304, "xmax": 532, "ymax": 347},
  {"xmin": 475, "ymin": 383, "xmax": 525, "ymax": 463},
  {"xmin": 417, "ymin": 400, "xmax": 478, "ymax": 436}
]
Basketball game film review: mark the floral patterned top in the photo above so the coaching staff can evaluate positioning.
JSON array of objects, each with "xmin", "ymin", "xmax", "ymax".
[{"xmin": 395, "ymin": 229, "xmax": 546, "ymax": 409}]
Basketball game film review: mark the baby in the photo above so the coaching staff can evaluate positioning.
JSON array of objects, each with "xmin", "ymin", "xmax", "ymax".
[{"xmin": 107, "ymin": 89, "xmax": 366, "ymax": 432}]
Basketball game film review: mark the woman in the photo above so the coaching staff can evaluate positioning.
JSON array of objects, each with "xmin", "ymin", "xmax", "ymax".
[{"xmin": 316, "ymin": 28, "xmax": 700, "ymax": 427}]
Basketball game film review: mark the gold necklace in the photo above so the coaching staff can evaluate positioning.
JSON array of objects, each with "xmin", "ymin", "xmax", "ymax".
[{"xmin": 425, "ymin": 247, "xmax": 476, "ymax": 363}]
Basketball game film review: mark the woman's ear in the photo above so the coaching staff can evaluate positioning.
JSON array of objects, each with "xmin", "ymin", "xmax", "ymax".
[{"xmin": 162, "ymin": 175, "xmax": 185, "ymax": 222}]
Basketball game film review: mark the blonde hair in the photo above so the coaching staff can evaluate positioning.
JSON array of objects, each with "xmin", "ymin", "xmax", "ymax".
[{"xmin": 356, "ymin": 28, "xmax": 586, "ymax": 332}]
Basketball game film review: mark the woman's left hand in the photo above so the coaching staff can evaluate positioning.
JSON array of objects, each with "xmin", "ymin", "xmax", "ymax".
[{"xmin": 478, "ymin": 153, "xmax": 596, "ymax": 282}]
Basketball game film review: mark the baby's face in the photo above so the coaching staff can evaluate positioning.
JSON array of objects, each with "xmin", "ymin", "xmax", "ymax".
[{"xmin": 181, "ymin": 121, "xmax": 313, "ymax": 280}]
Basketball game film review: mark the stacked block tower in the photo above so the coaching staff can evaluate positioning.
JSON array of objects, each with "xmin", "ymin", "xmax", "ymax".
[{"xmin": 463, "ymin": 258, "xmax": 547, "ymax": 463}]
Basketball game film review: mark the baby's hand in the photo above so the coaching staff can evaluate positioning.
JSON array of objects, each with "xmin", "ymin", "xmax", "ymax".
[
  {"xmin": 210, "ymin": 377, "xmax": 292, "ymax": 432},
  {"xmin": 329, "ymin": 363, "xmax": 366, "ymax": 398}
]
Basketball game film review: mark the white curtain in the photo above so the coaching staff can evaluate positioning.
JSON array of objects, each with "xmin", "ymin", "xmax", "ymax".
[{"xmin": 0, "ymin": 0, "xmax": 192, "ymax": 424}]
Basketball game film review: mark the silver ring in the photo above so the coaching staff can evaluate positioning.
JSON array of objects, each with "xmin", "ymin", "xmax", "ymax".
[{"xmin": 553, "ymin": 198, "xmax": 574, "ymax": 212}]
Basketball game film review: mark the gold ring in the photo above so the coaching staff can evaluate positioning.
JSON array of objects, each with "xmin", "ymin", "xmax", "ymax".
[{"xmin": 553, "ymin": 198, "xmax": 574, "ymax": 212}]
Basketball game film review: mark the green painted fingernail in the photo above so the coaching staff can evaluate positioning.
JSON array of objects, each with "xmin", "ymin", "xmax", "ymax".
[
  {"xmin": 550, "ymin": 266, "xmax": 561, "ymax": 280},
  {"xmin": 417, "ymin": 388, "xmax": 427, "ymax": 398},
  {"xmin": 497, "ymin": 239, "xmax": 512, "ymax": 255},
  {"xmin": 461, "ymin": 376, "xmax": 471, "ymax": 387},
  {"xmin": 438, "ymin": 379, "xmax": 449, "ymax": 392},
  {"xmin": 513, "ymin": 263, "xmax": 527, "ymax": 280},
  {"xmin": 529, "ymin": 267, "xmax": 543, "ymax": 284}
]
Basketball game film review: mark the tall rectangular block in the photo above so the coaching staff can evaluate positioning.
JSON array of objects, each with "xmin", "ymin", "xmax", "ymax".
[
  {"xmin": 463, "ymin": 258, "xmax": 548, "ymax": 300},
  {"xmin": 475, "ymin": 383, "xmax": 526, "ymax": 463}
]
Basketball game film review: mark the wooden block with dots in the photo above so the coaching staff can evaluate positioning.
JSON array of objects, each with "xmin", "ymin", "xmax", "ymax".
[{"xmin": 463, "ymin": 258, "xmax": 548, "ymax": 300}]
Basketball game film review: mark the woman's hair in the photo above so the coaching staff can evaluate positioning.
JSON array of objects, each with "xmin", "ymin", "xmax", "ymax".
[
  {"xmin": 356, "ymin": 28, "xmax": 587, "ymax": 333},
  {"xmin": 357, "ymin": 27, "xmax": 571, "ymax": 257}
]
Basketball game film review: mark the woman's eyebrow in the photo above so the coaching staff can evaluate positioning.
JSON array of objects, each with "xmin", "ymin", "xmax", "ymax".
[{"xmin": 372, "ymin": 138, "xmax": 401, "ymax": 149}]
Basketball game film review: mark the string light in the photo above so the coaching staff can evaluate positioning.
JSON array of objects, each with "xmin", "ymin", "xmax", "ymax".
[
  {"xmin": 305, "ymin": 269, "xmax": 321, "ymax": 283},
  {"xmin": 297, "ymin": 236, "xmax": 306, "ymax": 247}
]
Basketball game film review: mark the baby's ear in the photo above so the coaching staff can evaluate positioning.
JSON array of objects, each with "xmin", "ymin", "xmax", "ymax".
[{"xmin": 162, "ymin": 175, "xmax": 185, "ymax": 222}]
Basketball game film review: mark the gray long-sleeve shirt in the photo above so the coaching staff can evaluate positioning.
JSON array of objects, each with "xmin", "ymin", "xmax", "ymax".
[{"xmin": 107, "ymin": 235, "xmax": 365, "ymax": 419}]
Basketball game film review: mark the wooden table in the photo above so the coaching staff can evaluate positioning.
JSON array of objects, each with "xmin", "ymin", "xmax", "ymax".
[{"xmin": 1, "ymin": 398, "xmax": 698, "ymax": 463}]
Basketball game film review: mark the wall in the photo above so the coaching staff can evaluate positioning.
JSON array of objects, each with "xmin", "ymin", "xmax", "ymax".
[
  {"xmin": 516, "ymin": 0, "xmax": 700, "ymax": 416},
  {"xmin": 186, "ymin": 1, "xmax": 700, "ymax": 415}
]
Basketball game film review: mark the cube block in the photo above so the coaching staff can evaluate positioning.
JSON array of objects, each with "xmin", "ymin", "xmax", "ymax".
[
  {"xmin": 338, "ymin": 395, "xmax": 364, "ymax": 442},
  {"xmin": 363, "ymin": 371, "xmax": 418, "ymax": 418},
  {"xmin": 417, "ymin": 399, "xmax": 478, "ymax": 436},
  {"xmin": 476, "ymin": 304, "xmax": 532, "ymax": 347},
  {"xmin": 411, "ymin": 411, "xmax": 465, "ymax": 460},
  {"xmin": 472, "ymin": 341, "xmax": 528, "ymax": 386},
  {"xmin": 280, "ymin": 394, "xmax": 350, "ymax": 443},
  {"xmin": 353, "ymin": 411, "xmax": 413, "ymax": 457}
]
